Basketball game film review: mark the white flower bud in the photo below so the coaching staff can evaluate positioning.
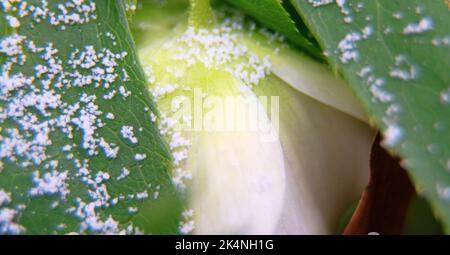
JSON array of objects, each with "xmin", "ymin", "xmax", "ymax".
[{"xmin": 136, "ymin": 1, "xmax": 375, "ymax": 234}]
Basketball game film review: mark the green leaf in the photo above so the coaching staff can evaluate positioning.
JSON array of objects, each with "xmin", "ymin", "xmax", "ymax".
[
  {"xmin": 0, "ymin": 0, "xmax": 182, "ymax": 234},
  {"xmin": 290, "ymin": 0, "xmax": 450, "ymax": 231},
  {"xmin": 224, "ymin": 0, "xmax": 323, "ymax": 60}
]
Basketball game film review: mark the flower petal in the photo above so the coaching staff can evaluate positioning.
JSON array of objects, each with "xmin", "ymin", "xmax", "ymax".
[
  {"xmin": 254, "ymin": 76, "xmax": 376, "ymax": 234},
  {"xmin": 243, "ymin": 34, "xmax": 368, "ymax": 123}
]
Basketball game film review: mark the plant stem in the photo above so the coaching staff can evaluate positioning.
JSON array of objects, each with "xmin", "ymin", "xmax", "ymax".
[{"xmin": 188, "ymin": 0, "xmax": 215, "ymax": 28}]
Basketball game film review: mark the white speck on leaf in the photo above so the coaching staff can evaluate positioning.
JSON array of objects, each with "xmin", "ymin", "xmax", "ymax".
[{"xmin": 403, "ymin": 17, "xmax": 434, "ymax": 35}]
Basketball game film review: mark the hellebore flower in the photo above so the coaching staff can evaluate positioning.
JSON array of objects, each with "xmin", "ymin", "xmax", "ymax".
[{"xmin": 134, "ymin": 0, "xmax": 376, "ymax": 234}]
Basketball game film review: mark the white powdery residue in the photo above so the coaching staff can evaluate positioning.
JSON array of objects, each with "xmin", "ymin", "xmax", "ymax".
[
  {"xmin": 182, "ymin": 209, "xmax": 194, "ymax": 218},
  {"xmin": 0, "ymin": 208, "xmax": 25, "ymax": 234},
  {"xmin": 76, "ymin": 160, "xmax": 111, "ymax": 215},
  {"xmin": 432, "ymin": 36, "xmax": 450, "ymax": 46},
  {"xmin": 151, "ymin": 83, "xmax": 179, "ymax": 100},
  {"xmin": 88, "ymin": 184, "xmax": 110, "ymax": 206},
  {"xmin": 389, "ymin": 55, "xmax": 419, "ymax": 81},
  {"xmin": 179, "ymin": 220, "xmax": 195, "ymax": 235},
  {"xmin": 336, "ymin": 0, "xmax": 352, "ymax": 23},
  {"xmin": 98, "ymin": 138, "xmax": 119, "ymax": 158},
  {"xmin": 118, "ymin": 85, "xmax": 131, "ymax": 98},
  {"xmin": 29, "ymin": 170, "xmax": 70, "ymax": 199},
  {"xmin": 386, "ymin": 103, "xmax": 401, "ymax": 117},
  {"xmin": 436, "ymin": 183, "xmax": 450, "ymax": 201},
  {"xmin": 143, "ymin": 66, "xmax": 155, "ymax": 84},
  {"xmin": 116, "ymin": 167, "xmax": 130, "ymax": 181},
  {"xmin": 356, "ymin": 2, "xmax": 364, "ymax": 10},
  {"xmin": 174, "ymin": 22, "xmax": 271, "ymax": 87},
  {"xmin": 120, "ymin": 125, "xmax": 138, "ymax": 144},
  {"xmin": 121, "ymin": 67, "xmax": 129, "ymax": 81},
  {"xmin": 105, "ymin": 112, "xmax": 114, "ymax": 120},
  {"xmin": 230, "ymin": 55, "xmax": 271, "ymax": 87},
  {"xmin": 170, "ymin": 97, "xmax": 184, "ymax": 114},
  {"xmin": 307, "ymin": 0, "xmax": 334, "ymax": 7},
  {"xmin": 384, "ymin": 26, "xmax": 393, "ymax": 34},
  {"xmin": 68, "ymin": 45, "xmax": 127, "ymax": 89},
  {"xmin": 56, "ymin": 223, "xmax": 66, "ymax": 230},
  {"xmin": 179, "ymin": 209, "xmax": 195, "ymax": 234},
  {"xmin": 28, "ymin": 0, "xmax": 98, "ymax": 29},
  {"xmin": 157, "ymin": 115, "xmax": 175, "ymax": 137},
  {"xmin": 129, "ymin": 225, "xmax": 144, "ymax": 235},
  {"xmin": 172, "ymin": 168, "xmax": 193, "ymax": 190},
  {"xmin": 45, "ymin": 160, "xmax": 59, "ymax": 170},
  {"xmin": 0, "ymin": 0, "xmax": 14, "ymax": 12},
  {"xmin": 0, "ymin": 34, "xmax": 26, "ymax": 56},
  {"xmin": 362, "ymin": 25, "xmax": 373, "ymax": 39},
  {"xmin": 103, "ymin": 89, "xmax": 116, "ymax": 100},
  {"xmin": 370, "ymin": 85, "xmax": 394, "ymax": 103},
  {"xmin": 134, "ymin": 153, "xmax": 147, "ymax": 161},
  {"xmin": 368, "ymin": 76, "xmax": 394, "ymax": 103},
  {"xmin": 358, "ymin": 66, "xmax": 373, "ymax": 78},
  {"xmin": 393, "ymin": 12, "xmax": 403, "ymax": 20},
  {"xmin": 70, "ymin": 94, "xmax": 103, "ymax": 156},
  {"xmin": 5, "ymin": 15, "xmax": 20, "ymax": 28},
  {"xmin": 0, "ymin": 73, "xmax": 33, "ymax": 101},
  {"xmin": 383, "ymin": 124, "xmax": 403, "ymax": 147},
  {"xmin": 0, "ymin": 189, "xmax": 12, "ymax": 207},
  {"xmin": 125, "ymin": 2, "xmax": 137, "ymax": 12},
  {"xmin": 338, "ymin": 32, "xmax": 362, "ymax": 63},
  {"xmin": 0, "ymin": 127, "xmax": 48, "ymax": 167},
  {"xmin": 0, "ymin": 1, "xmax": 150, "ymax": 235},
  {"xmin": 169, "ymin": 132, "xmax": 191, "ymax": 150},
  {"xmin": 69, "ymin": 45, "xmax": 97, "ymax": 70},
  {"xmin": 440, "ymin": 87, "xmax": 450, "ymax": 105},
  {"xmin": 173, "ymin": 149, "xmax": 188, "ymax": 166},
  {"xmin": 51, "ymin": 201, "xmax": 59, "ymax": 209},
  {"xmin": 74, "ymin": 198, "xmax": 125, "ymax": 234},
  {"xmin": 338, "ymin": 24, "xmax": 374, "ymax": 64},
  {"xmin": 94, "ymin": 171, "xmax": 110, "ymax": 184},
  {"xmin": 153, "ymin": 190, "xmax": 159, "ymax": 200},
  {"xmin": 104, "ymin": 32, "xmax": 116, "ymax": 41},
  {"xmin": 110, "ymin": 197, "xmax": 119, "ymax": 205},
  {"xmin": 403, "ymin": 17, "xmax": 434, "ymax": 35},
  {"xmin": 128, "ymin": 207, "xmax": 138, "ymax": 214},
  {"xmin": 135, "ymin": 191, "xmax": 148, "ymax": 200},
  {"xmin": 97, "ymin": 215, "xmax": 125, "ymax": 234}
]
